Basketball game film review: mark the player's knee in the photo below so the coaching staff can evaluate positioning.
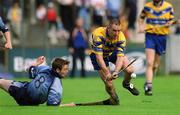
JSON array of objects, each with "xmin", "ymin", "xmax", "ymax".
[
  {"xmin": 147, "ymin": 61, "xmax": 153, "ymax": 68},
  {"xmin": 153, "ymin": 63, "xmax": 159, "ymax": 69}
]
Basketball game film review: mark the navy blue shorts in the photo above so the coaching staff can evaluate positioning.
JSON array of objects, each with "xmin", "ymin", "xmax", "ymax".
[
  {"xmin": 90, "ymin": 52, "xmax": 117, "ymax": 70},
  {"xmin": 8, "ymin": 81, "xmax": 39, "ymax": 105},
  {"xmin": 145, "ymin": 33, "xmax": 167, "ymax": 55}
]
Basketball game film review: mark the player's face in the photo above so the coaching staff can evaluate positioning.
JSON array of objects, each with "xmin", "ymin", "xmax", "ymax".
[
  {"xmin": 58, "ymin": 64, "xmax": 69, "ymax": 78},
  {"xmin": 108, "ymin": 24, "xmax": 121, "ymax": 39}
]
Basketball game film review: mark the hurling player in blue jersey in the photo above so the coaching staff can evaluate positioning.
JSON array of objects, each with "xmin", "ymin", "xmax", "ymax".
[
  {"xmin": 0, "ymin": 56, "xmax": 69, "ymax": 106},
  {"xmin": 0, "ymin": 16, "xmax": 12, "ymax": 49}
]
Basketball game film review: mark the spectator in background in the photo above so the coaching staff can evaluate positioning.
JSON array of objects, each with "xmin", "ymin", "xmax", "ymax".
[
  {"xmin": 56, "ymin": 17, "xmax": 70, "ymax": 41},
  {"xmin": 122, "ymin": 0, "xmax": 137, "ymax": 40},
  {"xmin": 36, "ymin": 4, "xmax": 47, "ymax": 26},
  {"xmin": 119, "ymin": 15, "xmax": 129, "ymax": 39},
  {"xmin": 7, "ymin": 2, "xmax": 22, "ymax": 45},
  {"xmin": 123, "ymin": 0, "xmax": 137, "ymax": 30},
  {"xmin": 106, "ymin": 0, "xmax": 122, "ymax": 20},
  {"xmin": 47, "ymin": 2, "xmax": 58, "ymax": 30},
  {"xmin": 78, "ymin": 0, "xmax": 91, "ymax": 32},
  {"xmin": 57, "ymin": 0, "xmax": 75, "ymax": 33},
  {"xmin": 90, "ymin": 0, "xmax": 107, "ymax": 26},
  {"xmin": 69, "ymin": 18, "xmax": 88, "ymax": 78},
  {"xmin": 175, "ymin": 25, "xmax": 180, "ymax": 34}
]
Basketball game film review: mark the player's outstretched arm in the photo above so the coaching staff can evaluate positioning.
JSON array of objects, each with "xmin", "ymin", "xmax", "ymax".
[
  {"xmin": 25, "ymin": 56, "xmax": 46, "ymax": 72},
  {"xmin": 60, "ymin": 102, "xmax": 76, "ymax": 107},
  {"xmin": 31, "ymin": 56, "xmax": 45, "ymax": 66},
  {"xmin": 60, "ymin": 98, "xmax": 118, "ymax": 107}
]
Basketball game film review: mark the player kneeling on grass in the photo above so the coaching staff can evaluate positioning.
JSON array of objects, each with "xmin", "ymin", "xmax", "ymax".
[
  {"xmin": 63, "ymin": 19, "xmax": 140, "ymax": 106},
  {"xmin": 0, "ymin": 56, "xmax": 70, "ymax": 106}
]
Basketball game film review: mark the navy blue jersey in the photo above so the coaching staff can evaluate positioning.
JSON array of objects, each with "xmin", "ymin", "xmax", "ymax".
[{"xmin": 0, "ymin": 17, "xmax": 8, "ymax": 33}]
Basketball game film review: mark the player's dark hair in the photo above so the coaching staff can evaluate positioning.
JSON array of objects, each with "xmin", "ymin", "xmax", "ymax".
[
  {"xmin": 109, "ymin": 18, "xmax": 121, "ymax": 26},
  {"xmin": 51, "ymin": 58, "xmax": 69, "ymax": 70}
]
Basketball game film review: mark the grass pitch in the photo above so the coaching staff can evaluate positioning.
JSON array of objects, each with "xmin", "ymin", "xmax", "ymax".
[{"xmin": 0, "ymin": 75, "xmax": 180, "ymax": 115}]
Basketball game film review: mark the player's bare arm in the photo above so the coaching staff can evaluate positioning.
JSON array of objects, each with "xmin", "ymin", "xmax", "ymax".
[
  {"xmin": 137, "ymin": 17, "xmax": 146, "ymax": 33},
  {"xmin": 25, "ymin": 56, "xmax": 45, "ymax": 72},
  {"xmin": 96, "ymin": 54, "xmax": 111, "ymax": 78},
  {"xmin": 111, "ymin": 56, "xmax": 124, "ymax": 79},
  {"xmin": 4, "ymin": 31, "xmax": 12, "ymax": 49}
]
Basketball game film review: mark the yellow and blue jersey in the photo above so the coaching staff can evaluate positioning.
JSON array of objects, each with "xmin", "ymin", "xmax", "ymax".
[
  {"xmin": 141, "ymin": 1, "xmax": 174, "ymax": 35},
  {"xmin": 90, "ymin": 27, "xmax": 126, "ymax": 57}
]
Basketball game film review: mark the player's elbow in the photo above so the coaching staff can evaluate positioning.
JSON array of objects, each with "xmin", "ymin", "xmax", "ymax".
[{"xmin": 47, "ymin": 100, "xmax": 61, "ymax": 106}]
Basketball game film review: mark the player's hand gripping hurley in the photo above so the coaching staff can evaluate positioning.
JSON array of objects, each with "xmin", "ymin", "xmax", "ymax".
[{"xmin": 106, "ymin": 57, "xmax": 138, "ymax": 81}]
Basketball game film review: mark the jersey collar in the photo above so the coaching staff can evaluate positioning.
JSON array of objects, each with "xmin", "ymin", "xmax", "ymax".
[
  {"xmin": 50, "ymin": 69, "xmax": 62, "ymax": 78},
  {"xmin": 153, "ymin": 0, "xmax": 164, "ymax": 7}
]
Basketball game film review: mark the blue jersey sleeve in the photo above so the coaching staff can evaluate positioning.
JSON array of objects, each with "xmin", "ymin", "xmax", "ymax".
[
  {"xmin": 47, "ymin": 78, "xmax": 62, "ymax": 106},
  {"xmin": 28, "ymin": 65, "xmax": 50, "ymax": 79},
  {"xmin": 0, "ymin": 17, "xmax": 8, "ymax": 33}
]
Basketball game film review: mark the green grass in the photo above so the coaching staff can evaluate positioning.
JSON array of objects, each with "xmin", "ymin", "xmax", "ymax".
[{"xmin": 1, "ymin": 75, "xmax": 180, "ymax": 115}]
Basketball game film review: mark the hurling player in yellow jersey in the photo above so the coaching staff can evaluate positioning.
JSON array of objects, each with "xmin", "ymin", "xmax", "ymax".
[
  {"xmin": 85, "ymin": 19, "xmax": 139, "ymax": 105},
  {"xmin": 138, "ymin": 0, "xmax": 174, "ymax": 95}
]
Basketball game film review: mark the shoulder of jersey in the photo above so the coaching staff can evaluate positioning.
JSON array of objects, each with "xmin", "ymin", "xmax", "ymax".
[
  {"xmin": 145, "ymin": 1, "xmax": 153, "ymax": 7},
  {"xmin": 92, "ymin": 27, "xmax": 105, "ymax": 36},
  {"xmin": 163, "ymin": 1, "xmax": 173, "ymax": 7}
]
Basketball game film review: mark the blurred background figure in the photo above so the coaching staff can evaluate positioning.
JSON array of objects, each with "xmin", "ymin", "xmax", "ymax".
[
  {"xmin": 121, "ymin": 0, "xmax": 137, "ymax": 41},
  {"xmin": 106, "ymin": 0, "xmax": 122, "ymax": 20},
  {"xmin": 7, "ymin": 2, "xmax": 22, "ymax": 45},
  {"xmin": 57, "ymin": 0, "xmax": 75, "ymax": 33},
  {"xmin": 90, "ymin": 0, "xmax": 107, "ymax": 26},
  {"xmin": 69, "ymin": 18, "xmax": 88, "ymax": 78},
  {"xmin": 77, "ymin": 0, "xmax": 91, "ymax": 33},
  {"xmin": 36, "ymin": 4, "xmax": 47, "ymax": 26},
  {"xmin": 119, "ymin": 15, "xmax": 129, "ymax": 39},
  {"xmin": 46, "ymin": 2, "xmax": 58, "ymax": 45},
  {"xmin": 55, "ymin": 17, "xmax": 70, "ymax": 43},
  {"xmin": 47, "ymin": 2, "xmax": 58, "ymax": 31}
]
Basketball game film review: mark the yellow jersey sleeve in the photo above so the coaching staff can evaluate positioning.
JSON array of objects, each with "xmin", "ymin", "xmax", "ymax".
[
  {"xmin": 116, "ymin": 32, "xmax": 126, "ymax": 57},
  {"xmin": 169, "ymin": 5, "xmax": 174, "ymax": 20},
  {"xmin": 90, "ymin": 28, "xmax": 105, "ymax": 55}
]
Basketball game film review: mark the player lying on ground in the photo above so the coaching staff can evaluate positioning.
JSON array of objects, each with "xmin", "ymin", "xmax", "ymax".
[
  {"xmin": 0, "ymin": 16, "xmax": 12, "ymax": 49},
  {"xmin": 67, "ymin": 19, "xmax": 140, "ymax": 106},
  {"xmin": 0, "ymin": 56, "xmax": 71, "ymax": 106}
]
